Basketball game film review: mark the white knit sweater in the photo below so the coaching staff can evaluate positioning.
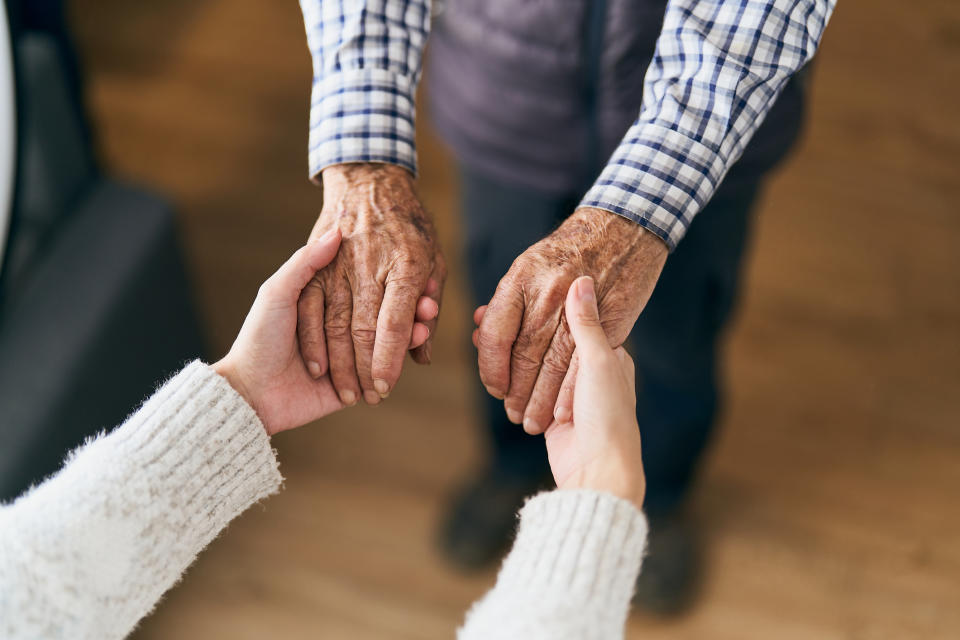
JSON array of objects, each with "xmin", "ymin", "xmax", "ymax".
[{"xmin": 0, "ymin": 362, "xmax": 648, "ymax": 639}]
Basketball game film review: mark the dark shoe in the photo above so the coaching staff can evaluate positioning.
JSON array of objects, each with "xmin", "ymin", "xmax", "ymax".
[
  {"xmin": 439, "ymin": 469, "xmax": 552, "ymax": 571},
  {"xmin": 633, "ymin": 510, "xmax": 703, "ymax": 616}
]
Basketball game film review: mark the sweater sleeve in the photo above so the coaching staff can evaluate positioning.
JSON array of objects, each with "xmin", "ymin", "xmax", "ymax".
[
  {"xmin": 0, "ymin": 361, "xmax": 283, "ymax": 640},
  {"xmin": 459, "ymin": 490, "xmax": 648, "ymax": 640}
]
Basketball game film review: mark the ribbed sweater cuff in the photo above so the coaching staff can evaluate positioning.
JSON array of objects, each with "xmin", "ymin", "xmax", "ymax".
[
  {"xmin": 107, "ymin": 360, "xmax": 283, "ymax": 540},
  {"xmin": 502, "ymin": 490, "xmax": 648, "ymax": 605}
]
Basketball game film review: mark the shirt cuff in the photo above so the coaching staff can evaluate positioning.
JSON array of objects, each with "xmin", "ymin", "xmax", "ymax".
[
  {"xmin": 579, "ymin": 122, "xmax": 725, "ymax": 251},
  {"xmin": 308, "ymin": 68, "xmax": 418, "ymax": 183}
]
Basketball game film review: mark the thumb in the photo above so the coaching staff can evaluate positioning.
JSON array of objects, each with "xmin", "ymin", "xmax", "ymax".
[
  {"xmin": 565, "ymin": 276, "xmax": 612, "ymax": 359},
  {"xmin": 266, "ymin": 228, "xmax": 342, "ymax": 304}
]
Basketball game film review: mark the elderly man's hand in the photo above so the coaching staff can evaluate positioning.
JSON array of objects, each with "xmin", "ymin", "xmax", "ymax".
[
  {"xmin": 298, "ymin": 163, "xmax": 446, "ymax": 406},
  {"xmin": 475, "ymin": 207, "xmax": 666, "ymax": 434},
  {"xmin": 214, "ymin": 229, "xmax": 438, "ymax": 436}
]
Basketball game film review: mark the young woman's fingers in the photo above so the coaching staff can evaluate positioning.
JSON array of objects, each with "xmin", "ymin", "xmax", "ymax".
[{"xmin": 267, "ymin": 229, "xmax": 342, "ymax": 304}]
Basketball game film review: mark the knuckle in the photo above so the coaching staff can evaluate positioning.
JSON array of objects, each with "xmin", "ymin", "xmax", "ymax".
[
  {"xmin": 325, "ymin": 292, "xmax": 352, "ymax": 317},
  {"xmin": 298, "ymin": 321, "xmax": 322, "ymax": 341},
  {"xmin": 477, "ymin": 329, "xmax": 512, "ymax": 354},
  {"xmin": 511, "ymin": 349, "xmax": 542, "ymax": 374},
  {"xmin": 257, "ymin": 279, "xmax": 280, "ymax": 300},
  {"xmin": 299, "ymin": 279, "xmax": 324, "ymax": 304},
  {"xmin": 355, "ymin": 283, "xmax": 384, "ymax": 304},
  {"xmin": 540, "ymin": 350, "xmax": 571, "ymax": 378},
  {"xmin": 351, "ymin": 327, "xmax": 377, "ymax": 347},
  {"xmin": 513, "ymin": 322, "xmax": 552, "ymax": 354},
  {"xmin": 393, "ymin": 254, "xmax": 429, "ymax": 277},
  {"xmin": 513, "ymin": 330, "xmax": 538, "ymax": 353},
  {"xmin": 385, "ymin": 276, "xmax": 422, "ymax": 300},
  {"xmin": 554, "ymin": 323, "xmax": 575, "ymax": 351},
  {"xmin": 324, "ymin": 316, "xmax": 352, "ymax": 339}
]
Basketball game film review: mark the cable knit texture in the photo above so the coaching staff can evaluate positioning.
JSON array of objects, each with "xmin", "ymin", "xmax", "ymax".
[
  {"xmin": 0, "ymin": 362, "xmax": 649, "ymax": 639},
  {"xmin": 459, "ymin": 490, "xmax": 648, "ymax": 640},
  {"xmin": 0, "ymin": 361, "xmax": 282, "ymax": 640}
]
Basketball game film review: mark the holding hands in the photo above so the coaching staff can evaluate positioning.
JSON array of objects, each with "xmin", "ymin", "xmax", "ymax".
[
  {"xmin": 543, "ymin": 276, "xmax": 646, "ymax": 509},
  {"xmin": 218, "ymin": 200, "xmax": 647, "ymax": 509},
  {"xmin": 213, "ymin": 228, "xmax": 438, "ymax": 436},
  {"xmin": 475, "ymin": 207, "xmax": 666, "ymax": 435},
  {"xmin": 473, "ymin": 276, "xmax": 646, "ymax": 509},
  {"xmin": 297, "ymin": 164, "xmax": 447, "ymax": 408}
]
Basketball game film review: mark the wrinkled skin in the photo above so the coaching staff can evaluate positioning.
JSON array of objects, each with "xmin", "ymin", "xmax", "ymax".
[
  {"xmin": 215, "ymin": 229, "xmax": 437, "ymax": 436},
  {"xmin": 298, "ymin": 163, "xmax": 447, "ymax": 407},
  {"xmin": 475, "ymin": 207, "xmax": 667, "ymax": 434}
]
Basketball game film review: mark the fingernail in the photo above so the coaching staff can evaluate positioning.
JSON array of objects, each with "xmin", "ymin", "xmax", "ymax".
[
  {"xmin": 340, "ymin": 390, "xmax": 357, "ymax": 406},
  {"xmin": 505, "ymin": 408, "xmax": 522, "ymax": 424},
  {"xmin": 374, "ymin": 379, "xmax": 390, "ymax": 397},
  {"xmin": 578, "ymin": 276, "xmax": 596, "ymax": 303},
  {"xmin": 523, "ymin": 417, "xmax": 540, "ymax": 434},
  {"xmin": 307, "ymin": 361, "xmax": 322, "ymax": 378},
  {"xmin": 364, "ymin": 390, "xmax": 381, "ymax": 405},
  {"xmin": 555, "ymin": 406, "xmax": 571, "ymax": 423},
  {"xmin": 485, "ymin": 386, "xmax": 504, "ymax": 400}
]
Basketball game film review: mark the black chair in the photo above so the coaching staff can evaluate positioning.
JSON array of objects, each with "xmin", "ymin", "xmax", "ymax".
[{"xmin": 0, "ymin": 1, "xmax": 205, "ymax": 500}]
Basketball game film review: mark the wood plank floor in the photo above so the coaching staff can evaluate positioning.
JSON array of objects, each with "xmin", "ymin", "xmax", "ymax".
[{"xmin": 70, "ymin": 1, "xmax": 960, "ymax": 637}]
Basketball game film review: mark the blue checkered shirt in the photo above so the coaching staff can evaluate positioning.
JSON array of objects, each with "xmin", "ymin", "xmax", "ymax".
[{"xmin": 300, "ymin": 0, "xmax": 835, "ymax": 250}]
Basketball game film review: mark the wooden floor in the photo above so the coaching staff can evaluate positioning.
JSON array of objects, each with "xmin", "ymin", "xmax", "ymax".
[{"xmin": 71, "ymin": 1, "xmax": 960, "ymax": 638}]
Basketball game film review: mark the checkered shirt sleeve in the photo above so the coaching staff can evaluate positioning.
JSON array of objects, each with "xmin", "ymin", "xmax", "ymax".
[
  {"xmin": 299, "ymin": 0, "xmax": 431, "ymax": 182},
  {"xmin": 580, "ymin": 0, "xmax": 836, "ymax": 250}
]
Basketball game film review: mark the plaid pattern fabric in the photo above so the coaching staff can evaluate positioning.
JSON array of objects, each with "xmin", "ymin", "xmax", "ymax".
[
  {"xmin": 300, "ymin": 0, "xmax": 430, "ymax": 181},
  {"xmin": 301, "ymin": 0, "xmax": 834, "ymax": 249},
  {"xmin": 580, "ymin": 0, "xmax": 835, "ymax": 249}
]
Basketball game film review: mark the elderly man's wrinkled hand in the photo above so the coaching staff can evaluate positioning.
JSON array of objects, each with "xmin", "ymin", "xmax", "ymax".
[
  {"xmin": 474, "ymin": 207, "xmax": 666, "ymax": 434},
  {"xmin": 214, "ymin": 229, "xmax": 438, "ymax": 436},
  {"xmin": 298, "ymin": 163, "xmax": 447, "ymax": 407}
]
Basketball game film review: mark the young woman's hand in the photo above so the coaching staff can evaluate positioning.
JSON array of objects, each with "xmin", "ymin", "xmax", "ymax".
[
  {"xmin": 214, "ymin": 229, "xmax": 439, "ymax": 435},
  {"xmin": 541, "ymin": 277, "xmax": 646, "ymax": 509}
]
